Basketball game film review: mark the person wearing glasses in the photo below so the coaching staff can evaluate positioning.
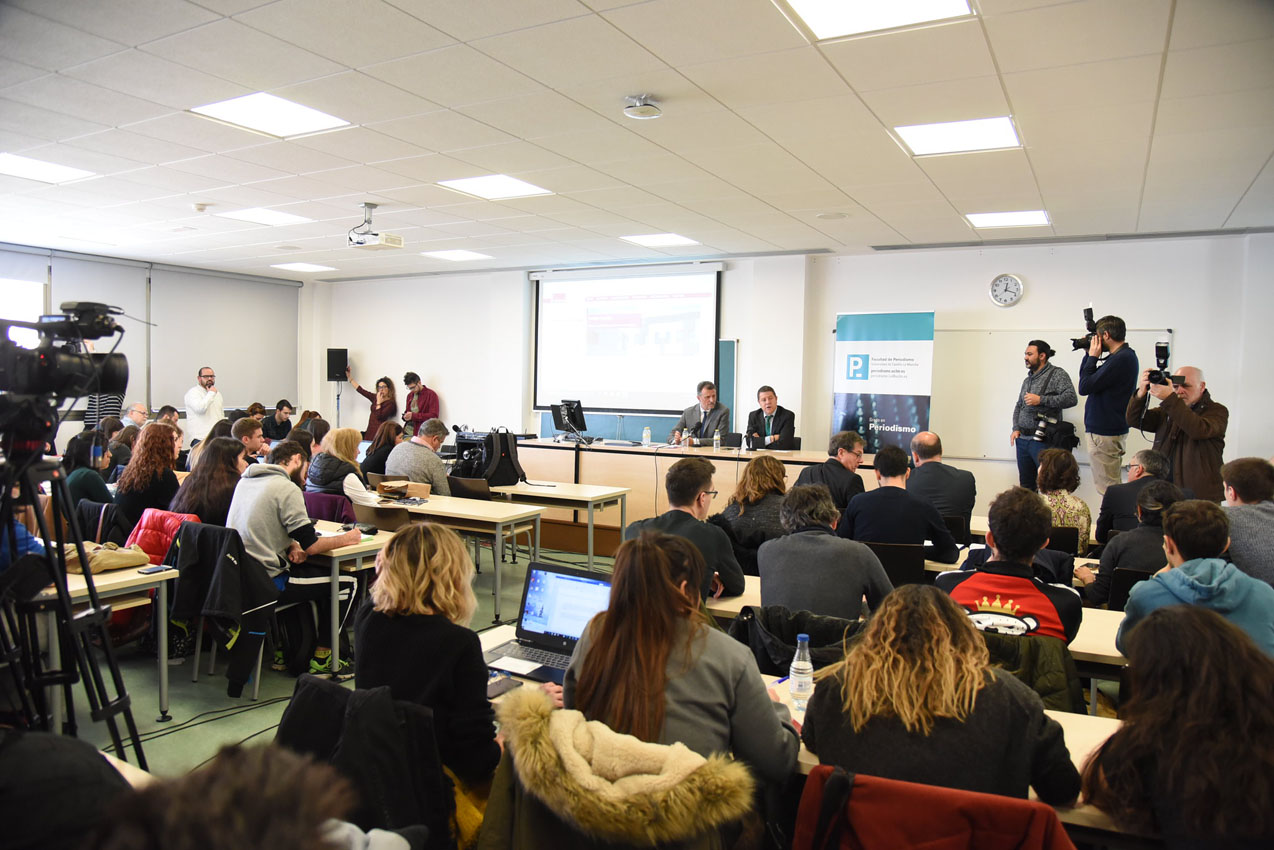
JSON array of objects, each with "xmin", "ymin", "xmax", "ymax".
[
  {"xmin": 623, "ymin": 457, "xmax": 745, "ymax": 599},
  {"xmin": 345, "ymin": 368, "xmax": 398, "ymax": 441},
  {"xmin": 794, "ymin": 430, "xmax": 867, "ymax": 513},
  {"xmin": 183, "ymin": 365, "xmax": 224, "ymax": 445},
  {"xmin": 1094, "ymin": 448, "xmax": 1171, "ymax": 543},
  {"xmin": 124, "ymin": 402, "xmax": 149, "ymax": 428}
]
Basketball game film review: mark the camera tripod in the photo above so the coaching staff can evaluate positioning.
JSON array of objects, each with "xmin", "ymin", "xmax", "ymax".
[{"xmin": 0, "ymin": 457, "xmax": 147, "ymax": 768}]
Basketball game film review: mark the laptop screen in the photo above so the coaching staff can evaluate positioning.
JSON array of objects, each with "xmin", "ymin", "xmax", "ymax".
[{"xmin": 517, "ymin": 564, "xmax": 612, "ymax": 649}]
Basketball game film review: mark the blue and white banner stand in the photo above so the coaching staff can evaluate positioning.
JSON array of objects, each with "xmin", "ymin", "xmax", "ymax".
[{"xmin": 832, "ymin": 311, "xmax": 935, "ymax": 453}]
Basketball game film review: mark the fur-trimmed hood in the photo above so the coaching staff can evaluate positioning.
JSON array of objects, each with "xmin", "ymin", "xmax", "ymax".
[{"xmin": 495, "ymin": 687, "xmax": 755, "ymax": 845}]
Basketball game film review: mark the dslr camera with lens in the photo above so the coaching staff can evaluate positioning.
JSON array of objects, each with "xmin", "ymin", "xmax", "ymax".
[
  {"xmin": 1146, "ymin": 341, "xmax": 1184, "ymax": 387},
  {"xmin": 1070, "ymin": 306, "xmax": 1097, "ymax": 351}
]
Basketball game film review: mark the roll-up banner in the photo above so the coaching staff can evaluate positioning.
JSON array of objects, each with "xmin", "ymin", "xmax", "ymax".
[{"xmin": 832, "ymin": 311, "xmax": 935, "ymax": 453}]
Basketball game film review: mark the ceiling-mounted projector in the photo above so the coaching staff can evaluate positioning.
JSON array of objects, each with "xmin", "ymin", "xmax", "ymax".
[{"xmin": 347, "ymin": 202, "xmax": 402, "ymax": 250}]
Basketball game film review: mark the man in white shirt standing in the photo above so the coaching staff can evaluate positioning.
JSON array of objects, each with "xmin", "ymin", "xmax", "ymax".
[{"xmin": 184, "ymin": 365, "xmax": 224, "ymax": 445}]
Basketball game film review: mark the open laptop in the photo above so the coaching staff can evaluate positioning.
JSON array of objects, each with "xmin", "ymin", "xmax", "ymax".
[{"xmin": 483, "ymin": 562, "xmax": 612, "ymax": 685}]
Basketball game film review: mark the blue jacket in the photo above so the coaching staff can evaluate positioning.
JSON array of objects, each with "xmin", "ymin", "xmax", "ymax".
[
  {"xmin": 1078, "ymin": 344, "xmax": 1137, "ymax": 436},
  {"xmin": 0, "ymin": 520, "xmax": 44, "ymax": 574},
  {"xmin": 1117, "ymin": 557, "xmax": 1274, "ymax": 656}
]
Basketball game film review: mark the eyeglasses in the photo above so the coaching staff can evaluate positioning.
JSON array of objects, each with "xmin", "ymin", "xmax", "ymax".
[
  {"xmin": 200, "ymin": 374, "xmax": 216, "ymax": 379},
  {"xmin": 849, "ymin": 450, "xmax": 864, "ymax": 458},
  {"xmin": 701, "ymin": 490, "xmax": 719, "ymax": 499}
]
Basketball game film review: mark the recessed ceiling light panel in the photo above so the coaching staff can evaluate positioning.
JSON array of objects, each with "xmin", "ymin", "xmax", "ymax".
[
  {"xmin": 785, "ymin": 0, "xmax": 972, "ymax": 40},
  {"xmin": 191, "ymin": 92, "xmax": 350, "ymax": 139},
  {"xmin": 422, "ymin": 250, "xmax": 493, "ymax": 261},
  {"xmin": 619, "ymin": 233, "xmax": 700, "ymax": 247},
  {"xmin": 436, "ymin": 174, "xmax": 553, "ymax": 200},
  {"xmin": 0, "ymin": 152, "xmax": 96, "ymax": 184},
  {"xmin": 966, "ymin": 210, "xmax": 1051, "ymax": 228},
  {"xmin": 895, "ymin": 116, "xmax": 1020, "ymax": 156},
  {"xmin": 215, "ymin": 207, "xmax": 313, "ymax": 226},
  {"xmin": 271, "ymin": 262, "xmax": 336, "ymax": 272}
]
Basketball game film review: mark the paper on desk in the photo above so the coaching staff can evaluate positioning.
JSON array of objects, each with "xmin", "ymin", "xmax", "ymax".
[{"xmin": 488, "ymin": 656, "xmax": 540, "ymax": 675}]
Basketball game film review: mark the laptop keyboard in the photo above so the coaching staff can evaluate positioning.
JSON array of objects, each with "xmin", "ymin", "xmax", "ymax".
[{"xmin": 502, "ymin": 644, "xmax": 571, "ymax": 670}]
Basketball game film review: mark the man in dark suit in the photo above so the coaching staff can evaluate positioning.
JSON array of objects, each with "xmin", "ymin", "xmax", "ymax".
[
  {"xmin": 745, "ymin": 385, "xmax": 796, "ymax": 450},
  {"xmin": 624, "ymin": 456, "xmax": 745, "ymax": 599},
  {"xmin": 1095, "ymin": 448, "xmax": 1169, "ymax": 543},
  {"xmin": 669, "ymin": 380, "xmax": 731, "ymax": 445},
  {"xmin": 794, "ymin": 431, "xmax": 866, "ymax": 512},
  {"xmin": 907, "ymin": 431, "xmax": 976, "ymax": 538},
  {"xmin": 838, "ymin": 444, "xmax": 960, "ymax": 563}
]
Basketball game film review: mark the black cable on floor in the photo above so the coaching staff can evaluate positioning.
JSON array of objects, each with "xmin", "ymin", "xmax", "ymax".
[{"xmin": 189, "ymin": 723, "xmax": 280, "ymax": 771}]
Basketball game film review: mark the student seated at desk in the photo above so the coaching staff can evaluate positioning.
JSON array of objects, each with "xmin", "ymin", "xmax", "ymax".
[
  {"xmin": 305, "ymin": 428, "xmax": 367, "ymax": 496},
  {"xmin": 359, "ymin": 421, "xmax": 403, "ymax": 479},
  {"xmin": 564, "ymin": 533, "xmax": 798, "ymax": 786},
  {"xmin": 837, "ymin": 444, "xmax": 960, "ymax": 564},
  {"xmin": 1037, "ymin": 448, "xmax": 1092, "ymax": 556},
  {"xmin": 1074, "ymin": 480, "xmax": 1183, "ymax": 607},
  {"xmin": 170, "ymin": 438, "xmax": 248, "ymax": 528},
  {"xmin": 64, "ymin": 430, "xmax": 113, "ymax": 507},
  {"xmin": 114, "ymin": 423, "xmax": 182, "ymax": 533},
  {"xmin": 803, "ymin": 585, "xmax": 1080, "ymax": 805},
  {"xmin": 354, "ymin": 523, "xmax": 501, "ymax": 789},
  {"xmin": 1083, "ymin": 606, "xmax": 1274, "ymax": 847}
]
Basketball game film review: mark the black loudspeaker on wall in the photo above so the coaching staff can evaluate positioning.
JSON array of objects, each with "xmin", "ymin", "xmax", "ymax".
[{"xmin": 326, "ymin": 348, "xmax": 347, "ymax": 381}]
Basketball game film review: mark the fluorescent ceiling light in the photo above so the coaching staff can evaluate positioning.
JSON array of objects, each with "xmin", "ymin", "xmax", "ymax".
[
  {"xmin": 785, "ymin": 0, "xmax": 972, "ymax": 39},
  {"xmin": 422, "ymin": 250, "xmax": 493, "ymax": 261},
  {"xmin": 271, "ymin": 262, "xmax": 335, "ymax": 272},
  {"xmin": 215, "ymin": 207, "xmax": 313, "ymax": 226},
  {"xmin": 895, "ymin": 116, "xmax": 1020, "ymax": 155},
  {"xmin": 966, "ymin": 210, "xmax": 1050, "ymax": 228},
  {"xmin": 437, "ymin": 174, "xmax": 552, "ymax": 200},
  {"xmin": 191, "ymin": 92, "xmax": 349, "ymax": 139},
  {"xmin": 619, "ymin": 233, "xmax": 700, "ymax": 247},
  {"xmin": 0, "ymin": 153, "xmax": 95, "ymax": 184}
]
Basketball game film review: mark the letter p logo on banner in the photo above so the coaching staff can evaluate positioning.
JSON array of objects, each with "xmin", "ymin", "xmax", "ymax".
[{"xmin": 847, "ymin": 355, "xmax": 870, "ymax": 380}]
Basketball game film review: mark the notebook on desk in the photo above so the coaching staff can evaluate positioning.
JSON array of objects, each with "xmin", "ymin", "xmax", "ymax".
[{"xmin": 483, "ymin": 562, "xmax": 612, "ymax": 685}]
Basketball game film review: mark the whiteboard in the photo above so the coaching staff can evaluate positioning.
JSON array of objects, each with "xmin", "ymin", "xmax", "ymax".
[{"xmin": 931, "ymin": 328, "xmax": 1172, "ymax": 462}]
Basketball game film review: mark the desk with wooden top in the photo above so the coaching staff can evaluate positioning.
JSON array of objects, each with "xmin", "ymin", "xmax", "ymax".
[
  {"xmin": 489, "ymin": 481, "xmax": 627, "ymax": 569},
  {"xmin": 971, "ymin": 513, "xmax": 1099, "ymax": 548},
  {"xmin": 36, "ymin": 564, "xmax": 178, "ymax": 723}
]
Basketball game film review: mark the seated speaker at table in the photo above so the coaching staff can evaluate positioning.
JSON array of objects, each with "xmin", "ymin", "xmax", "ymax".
[{"xmin": 744, "ymin": 385, "xmax": 796, "ymax": 450}]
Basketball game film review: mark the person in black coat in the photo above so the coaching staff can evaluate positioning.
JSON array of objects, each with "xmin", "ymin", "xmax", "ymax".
[
  {"xmin": 360, "ymin": 421, "xmax": 403, "ymax": 479},
  {"xmin": 1094, "ymin": 448, "xmax": 1170, "ymax": 543},
  {"xmin": 1076, "ymin": 480, "xmax": 1184, "ymax": 606},
  {"xmin": 744, "ymin": 385, "xmax": 796, "ymax": 450},
  {"xmin": 305, "ymin": 427, "xmax": 366, "ymax": 495},
  {"xmin": 907, "ymin": 431, "xmax": 976, "ymax": 537},
  {"xmin": 794, "ymin": 431, "xmax": 866, "ymax": 512},
  {"xmin": 839, "ymin": 444, "xmax": 959, "ymax": 564}
]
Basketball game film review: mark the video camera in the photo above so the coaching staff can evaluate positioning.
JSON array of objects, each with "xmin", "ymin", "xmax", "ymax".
[
  {"xmin": 1147, "ymin": 341, "xmax": 1184, "ymax": 387},
  {"xmin": 1070, "ymin": 307, "xmax": 1097, "ymax": 351}
]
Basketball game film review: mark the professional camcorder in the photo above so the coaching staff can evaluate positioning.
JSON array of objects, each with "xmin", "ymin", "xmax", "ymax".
[
  {"xmin": 1070, "ymin": 306, "xmax": 1097, "ymax": 351},
  {"xmin": 1147, "ymin": 341, "xmax": 1184, "ymax": 387},
  {"xmin": 0, "ymin": 302, "xmax": 128, "ymax": 398}
]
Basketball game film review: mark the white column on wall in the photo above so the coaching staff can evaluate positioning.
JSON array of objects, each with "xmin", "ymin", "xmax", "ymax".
[{"xmin": 1232, "ymin": 233, "xmax": 1274, "ymax": 459}]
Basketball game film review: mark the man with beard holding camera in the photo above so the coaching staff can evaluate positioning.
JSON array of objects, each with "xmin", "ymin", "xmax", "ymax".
[
  {"xmin": 1078, "ymin": 315, "xmax": 1139, "ymax": 495},
  {"xmin": 1011, "ymin": 340, "xmax": 1078, "ymax": 490},
  {"xmin": 1126, "ymin": 366, "xmax": 1228, "ymax": 501}
]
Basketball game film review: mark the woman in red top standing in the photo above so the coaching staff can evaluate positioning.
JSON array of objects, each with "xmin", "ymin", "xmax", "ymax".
[{"xmin": 346, "ymin": 368, "xmax": 397, "ymax": 441}]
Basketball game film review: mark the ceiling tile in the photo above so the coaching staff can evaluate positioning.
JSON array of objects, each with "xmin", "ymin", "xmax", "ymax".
[
  {"xmin": 142, "ymin": 19, "xmax": 346, "ymax": 90},
  {"xmin": 1, "ymin": 75, "xmax": 170, "ymax": 127},
  {"xmin": 601, "ymin": 0, "xmax": 806, "ymax": 66},
  {"xmin": 117, "ymin": 165, "xmax": 232, "ymax": 194},
  {"xmin": 0, "ymin": 6, "xmax": 124, "ymax": 71},
  {"xmin": 14, "ymin": 142, "xmax": 149, "ymax": 176},
  {"xmin": 1003, "ymin": 55, "xmax": 1161, "ymax": 113},
  {"xmin": 1169, "ymin": 0, "xmax": 1274, "ymax": 50},
  {"xmin": 983, "ymin": 0, "xmax": 1171, "ymax": 73},
  {"xmin": 223, "ymin": 141, "xmax": 359, "ymax": 174},
  {"xmin": 0, "ymin": 99, "xmax": 111, "ymax": 142},
  {"xmin": 512, "ymin": 165, "xmax": 626, "ymax": 194},
  {"xmin": 383, "ymin": 0, "xmax": 590, "ymax": 41},
  {"xmin": 456, "ymin": 92, "xmax": 615, "ymax": 139},
  {"xmin": 820, "ymin": 19, "xmax": 995, "ymax": 93},
  {"xmin": 1160, "ymin": 38, "xmax": 1274, "ymax": 99},
  {"xmin": 290, "ymin": 127, "xmax": 427, "ymax": 162},
  {"xmin": 533, "ymin": 126, "xmax": 666, "ymax": 165},
  {"xmin": 166, "ymin": 154, "xmax": 293, "ymax": 183},
  {"xmin": 376, "ymin": 182, "xmax": 486, "ymax": 207},
  {"xmin": 680, "ymin": 48, "xmax": 850, "ymax": 111},
  {"xmin": 61, "ymin": 50, "xmax": 250, "ymax": 110},
  {"xmin": 375, "ymin": 154, "xmax": 490, "ymax": 183},
  {"xmin": 1226, "ymin": 158, "xmax": 1274, "ymax": 227},
  {"xmin": 1155, "ymin": 89, "xmax": 1274, "ymax": 135},
  {"xmin": 8, "ymin": 0, "xmax": 219, "ymax": 45},
  {"xmin": 372, "ymin": 110, "xmax": 515, "ymax": 153},
  {"xmin": 0, "ymin": 57, "xmax": 49, "ymax": 89},
  {"xmin": 236, "ymin": 0, "xmax": 454, "ymax": 67},
  {"xmin": 557, "ymin": 67, "xmax": 721, "ymax": 119},
  {"xmin": 1048, "ymin": 205, "xmax": 1140, "ymax": 236},
  {"xmin": 125, "ymin": 112, "xmax": 263, "ymax": 152},
  {"xmin": 626, "ymin": 109, "xmax": 770, "ymax": 151},
  {"xmin": 292, "ymin": 164, "xmax": 415, "ymax": 193},
  {"xmin": 363, "ymin": 44, "xmax": 544, "ymax": 107},
  {"xmin": 860, "ymin": 75, "xmax": 1009, "ymax": 127},
  {"xmin": 271, "ymin": 72, "xmax": 441, "ymax": 126},
  {"xmin": 473, "ymin": 15, "xmax": 666, "ymax": 89},
  {"xmin": 448, "ymin": 141, "xmax": 573, "ymax": 172}
]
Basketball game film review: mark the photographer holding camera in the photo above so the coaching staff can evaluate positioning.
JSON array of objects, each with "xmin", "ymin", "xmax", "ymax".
[
  {"xmin": 1078, "ymin": 314, "xmax": 1139, "ymax": 495},
  {"xmin": 1126, "ymin": 365, "xmax": 1228, "ymax": 501},
  {"xmin": 1010, "ymin": 340, "xmax": 1078, "ymax": 490}
]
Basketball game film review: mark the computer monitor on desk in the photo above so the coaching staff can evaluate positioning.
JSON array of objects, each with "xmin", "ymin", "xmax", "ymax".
[{"xmin": 552, "ymin": 399, "xmax": 591, "ymax": 444}]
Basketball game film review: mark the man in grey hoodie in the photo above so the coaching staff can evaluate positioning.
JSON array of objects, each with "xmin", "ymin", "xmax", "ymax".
[
  {"xmin": 1118, "ymin": 499, "xmax": 1274, "ymax": 656},
  {"xmin": 1221, "ymin": 457, "xmax": 1274, "ymax": 586}
]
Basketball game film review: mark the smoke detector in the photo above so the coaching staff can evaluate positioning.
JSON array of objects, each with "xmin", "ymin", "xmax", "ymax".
[{"xmin": 623, "ymin": 95, "xmax": 662, "ymax": 120}]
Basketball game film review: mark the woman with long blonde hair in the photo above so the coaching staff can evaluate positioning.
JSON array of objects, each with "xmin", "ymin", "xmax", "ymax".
[
  {"xmin": 802, "ymin": 584, "xmax": 1080, "ymax": 803},
  {"xmin": 354, "ymin": 522, "xmax": 496, "ymax": 784},
  {"xmin": 305, "ymin": 426, "xmax": 366, "ymax": 495}
]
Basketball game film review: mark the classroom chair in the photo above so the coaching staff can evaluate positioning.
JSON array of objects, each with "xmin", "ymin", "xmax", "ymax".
[
  {"xmin": 351, "ymin": 501, "xmax": 410, "ymax": 533},
  {"xmin": 1044, "ymin": 526, "xmax": 1080, "ymax": 556},
  {"xmin": 942, "ymin": 514, "xmax": 970, "ymax": 547},
  {"xmin": 863, "ymin": 542, "xmax": 927, "ymax": 587},
  {"xmin": 1107, "ymin": 568, "xmax": 1152, "ymax": 613}
]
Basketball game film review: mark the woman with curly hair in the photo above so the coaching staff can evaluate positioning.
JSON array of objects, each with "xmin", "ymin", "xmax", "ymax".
[
  {"xmin": 345, "ymin": 369, "xmax": 397, "ymax": 442},
  {"xmin": 354, "ymin": 522, "xmax": 498, "ymax": 786},
  {"xmin": 802, "ymin": 584, "xmax": 1080, "ymax": 803},
  {"xmin": 1037, "ymin": 448, "xmax": 1092, "ymax": 554},
  {"xmin": 170, "ymin": 437, "xmax": 247, "ymax": 527},
  {"xmin": 115, "ymin": 423, "xmax": 183, "ymax": 530},
  {"xmin": 1082, "ymin": 606, "xmax": 1274, "ymax": 845},
  {"xmin": 717, "ymin": 454, "xmax": 787, "ymax": 546}
]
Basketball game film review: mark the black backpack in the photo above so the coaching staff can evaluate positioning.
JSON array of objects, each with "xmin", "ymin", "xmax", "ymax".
[{"xmin": 482, "ymin": 427, "xmax": 526, "ymax": 486}]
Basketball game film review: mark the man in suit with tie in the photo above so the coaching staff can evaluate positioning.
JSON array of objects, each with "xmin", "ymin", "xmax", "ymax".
[
  {"xmin": 1095, "ymin": 448, "xmax": 1170, "ymax": 543},
  {"xmin": 670, "ymin": 380, "xmax": 731, "ymax": 445},
  {"xmin": 745, "ymin": 386, "xmax": 796, "ymax": 450}
]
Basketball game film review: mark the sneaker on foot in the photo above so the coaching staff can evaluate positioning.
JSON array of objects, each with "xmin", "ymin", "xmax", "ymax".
[
  {"xmin": 309, "ymin": 652, "xmax": 354, "ymax": 680},
  {"xmin": 271, "ymin": 649, "xmax": 287, "ymax": 672}
]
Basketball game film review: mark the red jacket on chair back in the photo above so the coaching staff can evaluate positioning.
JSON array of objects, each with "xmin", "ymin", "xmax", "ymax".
[{"xmin": 125, "ymin": 508, "xmax": 199, "ymax": 564}]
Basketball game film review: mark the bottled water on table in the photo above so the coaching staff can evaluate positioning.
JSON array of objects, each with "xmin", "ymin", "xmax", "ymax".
[{"xmin": 789, "ymin": 633, "xmax": 813, "ymax": 711}]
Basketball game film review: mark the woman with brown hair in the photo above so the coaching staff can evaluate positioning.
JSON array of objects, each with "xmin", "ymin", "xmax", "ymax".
[
  {"xmin": 1037, "ymin": 448, "xmax": 1092, "ymax": 554},
  {"xmin": 564, "ymin": 532, "xmax": 797, "ymax": 784},
  {"xmin": 186, "ymin": 418, "xmax": 232, "ymax": 471},
  {"xmin": 170, "ymin": 437, "xmax": 247, "ymax": 527},
  {"xmin": 717, "ymin": 454, "xmax": 788, "ymax": 545},
  {"xmin": 360, "ymin": 421, "xmax": 403, "ymax": 478},
  {"xmin": 802, "ymin": 584, "xmax": 1080, "ymax": 803},
  {"xmin": 345, "ymin": 369, "xmax": 397, "ymax": 441},
  {"xmin": 245, "ymin": 402, "xmax": 267, "ymax": 421},
  {"xmin": 114, "ymin": 423, "xmax": 183, "ymax": 530},
  {"xmin": 1082, "ymin": 606, "xmax": 1274, "ymax": 845},
  {"xmin": 107, "ymin": 424, "xmax": 140, "ymax": 473}
]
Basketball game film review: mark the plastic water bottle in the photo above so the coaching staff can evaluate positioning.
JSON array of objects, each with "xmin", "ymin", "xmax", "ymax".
[
  {"xmin": 641, "ymin": 426, "xmax": 651, "ymax": 446},
  {"xmin": 713, "ymin": 428, "xmax": 721, "ymax": 451},
  {"xmin": 789, "ymin": 633, "xmax": 814, "ymax": 711}
]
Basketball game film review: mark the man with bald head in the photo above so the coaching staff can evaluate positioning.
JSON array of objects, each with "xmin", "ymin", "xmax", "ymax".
[
  {"xmin": 1126, "ymin": 365, "xmax": 1229, "ymax": 501},
  {"xmin": 907, "ymin": 431, "xmax": 977, "ymax": 538}
]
